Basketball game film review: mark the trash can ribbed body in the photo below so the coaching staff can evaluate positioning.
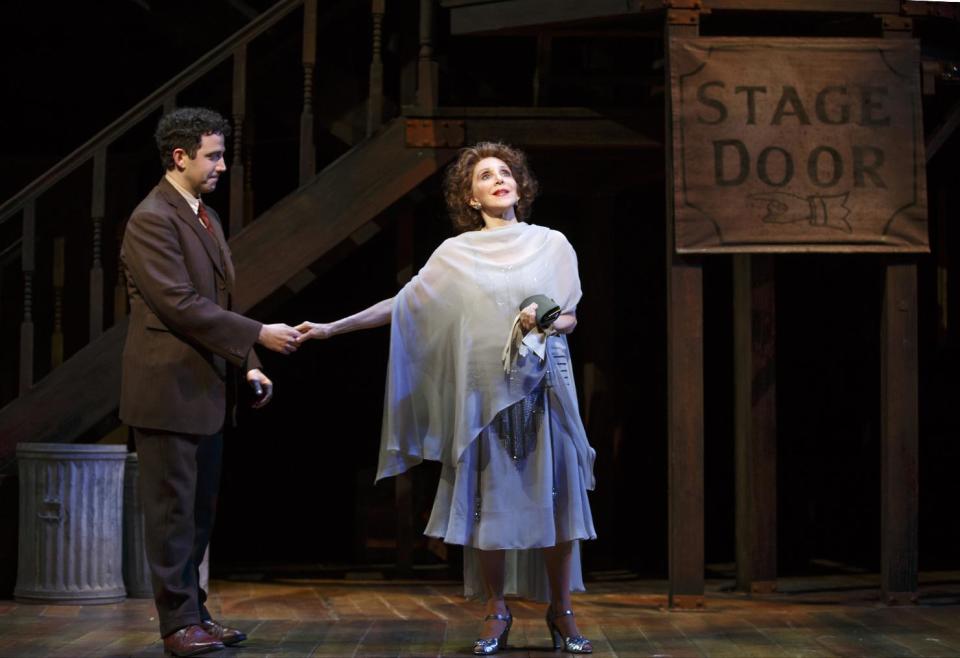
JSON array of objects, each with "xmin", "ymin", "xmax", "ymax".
[{"xmin": 15, "ymin": 443, "xmax": 128, "ymax": 604}]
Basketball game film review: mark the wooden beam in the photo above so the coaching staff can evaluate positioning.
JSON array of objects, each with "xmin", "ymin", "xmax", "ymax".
[
  {"xmin": 443, "ymin": 0, "xmax": 901, "ymax": 34},
  {"xmin": 403, "ymin": 107, "xmax": 662, "ymax": 149},
  {"xmin": 464, "ymin": 118, "xmax": 658, "ymax": 149},
  {"xmin": 665, "ymin": 14, "xmax": 704, "ymax": 610},
  {"xmin": 880, "ymin": 261, "xmax": 919, "ymax": 604},
  {"xmin": 705, "ymin": 0, "xmax": 899, "ymax": 11},
  {"xmin": 446, "ymin": 0, "xmax": 648, "ymax": 35},
  {"xmin": 733, "ymin": 254, "xmax": 777, "ymax": 594}
]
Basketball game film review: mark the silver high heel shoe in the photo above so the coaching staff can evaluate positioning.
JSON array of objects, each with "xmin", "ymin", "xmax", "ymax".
[
  {"xmin": 546, "ymin": 605, "xmax": 593, "ymax": 654},
  {"xmin": 473, "ymin": 608, "xmax": 512, "ymax": 655}
]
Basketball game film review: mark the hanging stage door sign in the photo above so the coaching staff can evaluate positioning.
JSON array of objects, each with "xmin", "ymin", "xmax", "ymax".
[{"xmin": 669, "ymin": 38, "xmax": 928, "ymax": 253}]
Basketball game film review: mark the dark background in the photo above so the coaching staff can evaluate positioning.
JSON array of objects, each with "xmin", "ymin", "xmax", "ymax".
[{"xmin": 2, "ymin": 1, "xmax": 959, "ymax": 586}]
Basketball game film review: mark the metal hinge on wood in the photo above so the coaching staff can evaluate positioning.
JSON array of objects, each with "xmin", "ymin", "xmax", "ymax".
[{"xmin": 405, "ymin": 119, "xmax": 465, "ymax": 148}]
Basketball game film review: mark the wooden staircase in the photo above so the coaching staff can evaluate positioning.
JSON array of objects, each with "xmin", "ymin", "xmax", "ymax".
[
  {"xmin": 0, "ymin": 0, "xmax": 440, "ymax": 465},
  {"xmin": 0, "ymin": 117, "xmax": 456, "ymax": 460}
]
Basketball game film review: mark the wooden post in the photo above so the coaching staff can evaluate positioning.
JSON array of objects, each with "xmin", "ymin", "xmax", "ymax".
[
  {"xmin": 533, "ymin": 34, "xmax": 552, "ymax": 106},
  {"xmin": 665, "ymin": 8, "xmax": 704, "ymax": 609},
  {"xmin": 395, "ymin": 210, "xmax": 415, "ymax": 576},
  {"xmin": 230, "ymin": 45, "xmax": 247, "ymax": 237},
  {"xmin": 90, "ymin": 148, "xmax": 106, "ymax": 340},
  {"xmin": 733, "ymin": 254, "xmax": 777, "ymax": 594},
  {"xmin": 936, "ymin": 180, "xmax": 947, "ymax": 342},
  {"xmin": 367, "ymin": 0, "xmax": 386, "ymax": 136},
  {"xmin": 880, "ymin": 261, "xmax": 919, "ymax": 604},
  {"xmin": 300, "ymin": 0, "xmax": 317, "ymax": 185},
  {"xmin": 244, "ymin": 119, "xmax": 256, "ymax": 224},
  {"xmin": 879, "ymin": 13, "xmax": 919, "ymax": 606},
  {"xmin": 51, "ymin": 237, "xmax": 65, "ymax": 368},
  {"xmin": 20, "ymin": 201, "xmax": 35, "ymax": 394},
  {"xmin": 417, "ymin": 0, "xmax": 438, "ymax": 110},
  {"xmin": 114, "ymin": 220, "xmax": 128, "ymax": 320}
]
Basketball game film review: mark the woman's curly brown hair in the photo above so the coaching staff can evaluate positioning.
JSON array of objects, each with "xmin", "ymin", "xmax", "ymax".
[{"xmin": 443, "ymin": 142, "xmax": 539, "ymax": 233}]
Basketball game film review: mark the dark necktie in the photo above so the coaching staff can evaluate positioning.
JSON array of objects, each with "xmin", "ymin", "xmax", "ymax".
[{"xmin": 197, "ymin": 202, "xmax": 216, "ymax": 238}]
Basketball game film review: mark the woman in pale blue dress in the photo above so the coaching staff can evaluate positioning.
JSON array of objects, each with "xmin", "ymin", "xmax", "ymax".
[{"xmin": 296, "ymin": 143, "xmax": 596, "ymax": 654}]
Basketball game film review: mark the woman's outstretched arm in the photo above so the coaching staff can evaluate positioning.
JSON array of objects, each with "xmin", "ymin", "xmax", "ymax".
[{"xmin": 295, "ymin": 297, "xmax": 394, "ymax": 343}]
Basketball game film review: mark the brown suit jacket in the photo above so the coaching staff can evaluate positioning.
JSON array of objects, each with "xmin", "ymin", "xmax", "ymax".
[{"xmin": 119, "ymin": 177, "xmax": 262, "ymax": 435}]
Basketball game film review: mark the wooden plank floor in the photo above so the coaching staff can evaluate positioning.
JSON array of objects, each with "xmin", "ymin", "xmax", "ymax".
[{"xmin": 0, "ymin": 570, "xmax": 958, "ymax": 657}]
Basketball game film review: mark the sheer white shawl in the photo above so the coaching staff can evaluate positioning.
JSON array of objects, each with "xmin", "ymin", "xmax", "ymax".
[{"xmin": 376, "ymin": 222, "xmax": 587, "ymax": 481}]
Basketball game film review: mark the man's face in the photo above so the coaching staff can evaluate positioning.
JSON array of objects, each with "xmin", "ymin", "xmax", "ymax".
[{"xmin": 174, "ymin": 133, "xmax": 226, "ymax": 196}]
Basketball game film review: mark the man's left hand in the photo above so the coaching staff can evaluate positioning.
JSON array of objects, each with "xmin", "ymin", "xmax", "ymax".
[{"xmin": 246, "ymin": 369, "xmax": 273, "ymax": 408}]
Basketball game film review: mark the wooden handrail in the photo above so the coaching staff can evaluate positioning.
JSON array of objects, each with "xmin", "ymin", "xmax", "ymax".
[{"xmin": 0, "ymin": 0, "xmax": 304, "ymax": 224}]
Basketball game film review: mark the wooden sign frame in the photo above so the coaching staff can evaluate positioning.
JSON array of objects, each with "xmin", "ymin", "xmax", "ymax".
[{"xmin": 670, "ymin": 37, "xmax": 928, "ymax": 253}]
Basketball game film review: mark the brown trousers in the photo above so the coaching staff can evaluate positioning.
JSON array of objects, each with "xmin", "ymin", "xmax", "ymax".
[{"xmin": 134, "ymin": 428, "xmax": 223, "ymax": 637}]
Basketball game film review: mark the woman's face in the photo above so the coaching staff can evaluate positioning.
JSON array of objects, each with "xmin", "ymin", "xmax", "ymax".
[{"xmin": 470, "ymin": 156, "xmax": 518, "ymax": 216}]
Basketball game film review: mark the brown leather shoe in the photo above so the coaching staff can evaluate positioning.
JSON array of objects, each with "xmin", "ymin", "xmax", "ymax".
[
  {"xmin": 201, "ymin": 619, "xmax": 248, "ymax": 646},
  {"xmin": 163, "ymin": 624, "xmax": 225, "ymax": 656}
]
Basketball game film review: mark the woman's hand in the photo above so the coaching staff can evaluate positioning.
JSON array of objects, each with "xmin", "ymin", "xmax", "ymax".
[
  {"xmin": 295, "ymin": 321, "xmax": 334, "ymax": 343},
  {"xmin": 519, "ymin": 302, "xmax": 538, "ymax": 333}
]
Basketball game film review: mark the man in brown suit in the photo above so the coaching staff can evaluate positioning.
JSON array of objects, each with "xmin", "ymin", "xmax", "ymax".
[{"xmin": 120, "ymin": 107, "xmax": 300, "ymax": 657}]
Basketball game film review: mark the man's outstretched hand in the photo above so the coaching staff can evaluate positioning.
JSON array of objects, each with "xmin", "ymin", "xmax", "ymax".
[{"xmin": 257, "ymin": 323, "xmax": 301, "ymax": 354}]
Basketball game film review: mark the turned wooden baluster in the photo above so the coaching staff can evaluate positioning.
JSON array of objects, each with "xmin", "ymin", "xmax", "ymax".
[
  {"xmin": 51, "ymin": 237, "xmax": 65, "ymax": 368},
  {"xmin": 367, "ymin": 0, "xmax": 386, "ymax": 136},
  {"xmin": 300, "ymin": 0, "xmax": 317, "ymax": 185},
  {"xmin": 244, "ymin": 128, "xmax": 255, "ymax": 225},
  {"xmin": 418, "ymin": 0, "xmax": 438, "ymax": 109},
  {"xmin": 230, "ymin": 45, "xmax": 247, "ymax": 236},
  {"xmin": 114, "ymin": 220, "xmax": 128, "ymax": 320},
  {"xmin": 20, "ymin": 201, "xmax": 35, "ymax": 394},
  {"xmin": 90, "ymin": 147, "xmax": 106, "ymax": 340}
]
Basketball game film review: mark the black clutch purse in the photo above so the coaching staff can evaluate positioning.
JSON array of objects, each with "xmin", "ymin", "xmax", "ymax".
[{"xmin": 520, "ymin": 294, "xmax": 561, "ymax": 328}]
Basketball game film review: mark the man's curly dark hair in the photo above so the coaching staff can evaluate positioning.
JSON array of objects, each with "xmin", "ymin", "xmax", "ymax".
[
  {"xmin": 443, "ymin": 142, "xmax": 538, "ymax": 233},
  {"xmin": 155, "ymin": 107, "xmax": 231, "ymax": 171}
]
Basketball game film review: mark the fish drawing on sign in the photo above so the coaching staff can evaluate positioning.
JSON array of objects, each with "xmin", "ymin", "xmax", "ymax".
[{"xmin": 748, "ymin": 192, "xmax": 853, "ymax": 233}]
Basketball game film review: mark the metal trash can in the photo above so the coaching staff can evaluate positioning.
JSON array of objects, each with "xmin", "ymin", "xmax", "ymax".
[
  {"xmin": 15, "ymin": 443, "xmax": 127, "ymax": 604},
  {"xmin": 122, "ymin": 452, "xmax": 153, "ymax": 598}
]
